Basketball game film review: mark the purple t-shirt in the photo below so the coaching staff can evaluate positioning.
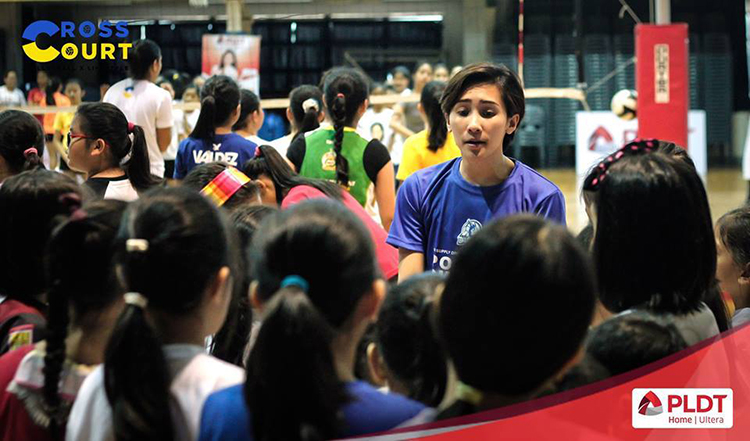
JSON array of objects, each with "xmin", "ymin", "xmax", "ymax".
[
  {"xmin": 174, "ymin": 133, "xmax": 257, "ymax": 179},
  {"xmin": 387, "ymin": 157, "xmax": 566, "ymax": 273}
]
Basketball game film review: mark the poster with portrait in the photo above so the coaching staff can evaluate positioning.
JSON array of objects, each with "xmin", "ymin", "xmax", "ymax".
[{"xmin": 201, "ymin": 34, "xmax": 261, "ymax": 94}]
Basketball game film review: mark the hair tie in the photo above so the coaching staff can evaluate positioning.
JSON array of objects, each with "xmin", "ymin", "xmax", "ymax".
[
  {"xmin": 281, "ymin": 275, "xmax": 309, "ymax": 292},
  {"xmin": 255, "ymin": 147, "xmax": 263, "ymax": 158},
  {"xmin": 23, "ymin": 147, "xmax": 38, "ymax": 158},
  {"xmin": 69, "ymin": 208, "xmax": 88, "ymax": 222},
  {"xmin": 126, "ymin": 238, "xmax": 149, "ymax": 253},
  {"xmin": 302, "ymin": 98, "xmax": 319, "ymax": 113},
  {"xmin": 127, "ymin": 122, "xmax": 135, "ymax": 134},
  {"xmin": 336, "ymin": 93, "xmax": 345, "ymax": 100},
  {"xmin": 124, "ymin": 292, "xmax": 148, "ymax": 309},
  {"xmin": 58, "ymin": 192, "xmax": 82, "ymax": 215},
  {"xmin": 200, "ymin": 167, "xmax": 251, "ymax": 207}
]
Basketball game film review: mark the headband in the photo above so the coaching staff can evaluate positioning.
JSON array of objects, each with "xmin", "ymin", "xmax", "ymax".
[
  {"xmin": 200, "ymin": 167, "xmax": 252, "ymax": 207},
  {"xmin": 584, "ymin": 138, "xmax": 658, "ymax": 191}
]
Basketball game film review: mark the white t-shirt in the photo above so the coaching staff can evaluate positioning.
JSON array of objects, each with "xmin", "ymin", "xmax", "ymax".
[
  {"xmin": 103, "ymin": 79, "xmax": 174, "ymax": 177},
  {"xmin": 243, "ymin": 134, "xmax": 267, "ymax": 146},
  {"xmin": 357, "ymin": 107, "xmax": 394, "ymax": 148},
  {"xmin": 66, "ymin": 344, "xmax": 244, "ymax": 441},
  {"xmin": 268, "ymin": 134, "xmax": 293, "ymax": 158},
  {"xmin": 163, "ymin": 108, "xmax": 186, "ymax": 161},
  {"xmin": 0, "ymin": 86, "xmax": 26, "ymax": 107}
]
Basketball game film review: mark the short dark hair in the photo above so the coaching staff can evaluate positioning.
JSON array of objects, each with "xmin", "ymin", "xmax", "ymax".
[
  {"xmin": 587, "ymin": 152, "xmax": 715, "ymax": 314},
  {"xmin": 440, "ymin": 63, "xmax": 525, "ymax": 149},
  {"xmin": 233, "ymin": 89, "xmax": 261, "ymax": 132},
  {"xmin": 0, "ymin": 110, "xmax": 45, "ymax": 175},
  {"xmin": 128, "ymin": 39, "xmax": 161, "ymax": 80},
  {"xmin": 182, "ymin": 162, "xmax": 259, "ymax": 211},
  {"xmin": 717, "ymin": 206, "xmax": 750, "ymax": 268},
  {"xmin": 587, "ymin": 310, "xmax": 687, "ymax": 376},
  {"xmin": 439, "ymin": 215, "xmax": 595, "ymax": 396},
  {"xmin": 190, "ymin": 75, "xmax": 240, "ymax": 140}
]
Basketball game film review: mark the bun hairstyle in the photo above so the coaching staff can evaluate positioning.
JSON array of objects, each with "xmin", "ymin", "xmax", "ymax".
[
  {"xmin": 323, "ymin": 68, "xmax": 369, "ymax": 187},
  {"xmin": 246, "ymin": 200, "xmax": 379, "ymax": 440},
  {"xmin": 0, "ymin": 170, "xmax": 81, "ymax": 306},
  {"xmin": 376, "ymin": 272, "xmax": 447, "ymax": 406},
  {"xmin": 232, "ymin": 89, "xmax": 261, "ymax": 132},
  {"xmin": 190, "ymin": 75, "xmax": 241, "ymax": 141},
  {"xmin": 104, "ymin": 188, "xmax": 233, "ymax": 441},
  {"xmin": 440, "ymin": 63, "xmax": 525, "ymax": 149},
  {"xmin": 75, "ymin": 102, "xmax": 160, "ymax": 192},
  {"xmin": 43, "ymin": 199, "xmax": 127, "ymax": 432},
  {"xmin": 421, "ymin": 81, "xmax": 448, "ymax": 152},
  {"xmin": 128, "ymin": 39, "xmax": 162, "ymax": 80},
  {"xmin": 289, "ymin": 85, "xmax": 323, "ymax": 141},
  {"xmin": 0, "ymin": 110, "xmax": 45, "ymax": 176},
  {"xmin": 243, "ymin": 144, "xmax": 342, "ymax": 205}
]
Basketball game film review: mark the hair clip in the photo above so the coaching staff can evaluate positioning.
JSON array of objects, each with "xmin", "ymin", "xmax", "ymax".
[
  {"xmin": 126, "ymin": 238, "xmax": 149, "ymax": 253},
  {"xmin": 124, "ymin": 292, "xmax": 148, "ymax": 309},
  {"xmin": 302, "ymin": 98, "xmax": 319, "ymax": 113},
  {"xmin": 200, "ymin": 167, "xmax": 251, "ymax": 207},
  {"xmin": 584, "ymin": 138, "xmax": 659, "ymax": 191},
  {"xmin": 280, "ymin": 275, "xmax": 309, "ymax": 293}
]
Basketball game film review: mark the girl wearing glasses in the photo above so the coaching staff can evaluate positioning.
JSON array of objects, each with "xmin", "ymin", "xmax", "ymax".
[{"xmin": 68, "ymin": 102, "xmax": 161, "ymax": 201}]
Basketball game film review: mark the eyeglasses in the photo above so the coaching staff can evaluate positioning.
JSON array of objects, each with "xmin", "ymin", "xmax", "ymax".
[{"xmin": 67, "ymin": 132, "xmax": 100, "ymax": 148}]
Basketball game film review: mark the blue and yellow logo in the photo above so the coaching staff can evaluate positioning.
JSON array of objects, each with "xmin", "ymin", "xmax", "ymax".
[{"xmin": 23, "ymin": 20, "xmax": 132, "ymax": 63}]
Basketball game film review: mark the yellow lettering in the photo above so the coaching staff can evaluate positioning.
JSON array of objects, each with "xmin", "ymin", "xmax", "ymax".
[
  {"xmin": 118, "ymin": 43, "xmax": 132, "ymax": 60},
  {"xmin": 100, "ymin": 43, "xmax": 115, "ymax": 60},
  {"xmin": 82, "ymin": 43, "xmax": 96, "ymax": 60},
  {"xmin": 61, "ymin": 43, "xmax": 78, "ymax": 60}
]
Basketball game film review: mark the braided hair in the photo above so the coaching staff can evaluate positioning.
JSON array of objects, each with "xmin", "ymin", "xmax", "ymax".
[{"xmin": 322, "ymin": 68, "xmax": 369, "ymax": 187}]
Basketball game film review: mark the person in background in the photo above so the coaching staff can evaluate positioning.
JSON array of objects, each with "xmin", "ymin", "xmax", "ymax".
[
  {"xmin": 389, "ymin": 66, "xmax": 411, "ymax": 96},
  {"xmin": 174, "ymin": 75, "xmax": 257, "ymax": 179},
  {"xmin": 268, "ymin": 85, "xmax": 325, "ymax": 157},
  {"xmin": 103, "ymin": 39, "xmax": 173, "ymax": 178},
  {"xmin": 390, "ymin": 62, "xmax": 433, "ymax": 170},
  {"xmin": 232, "ymin": 89, "xmax": 266, "ymax": 146},
  {"xmin": 181, "ymin": 85, "xmax": 201, "ymax": 137},
  {"xmin": 27, "ymin": 69, "xmax": 49, "ymax": 125},
  {"xmin": 437, "ymin": 215, "xmax": 595, "ymax": 419},
  {"xmin": 450, "ymin": 65, "xmax": 463, "ymax": 78},
  {"xmin": 98, "ymin": 83, "xmax": 109, "ymax": 102},
  {"xmin": 41, "ymin": 76, "xmax": 70, "ymax": 171},
  {"xmin": 0, "ymin": 71, "xmax": 26, "ymax": 108},
  {"xmin": 287, "ymin": 68, "xmax": 396, "ymax": 230},
  {"xmin": 157, "ymin": 79, "xmax": 183, "ymax": 180},
  {"xmin": 388, "ymin": 63, "xmax": 565, "ymax": 281},
  {"xmin": 715, "ymin": 206, "xmax": 750, "ymax": 327},
  {"xmin": 0, "ymin": 200, "xmax": 127, "ymax": 441},
  {"xmin": 357, "ymin": 82, "xmax": 394, "ymax": 151},
  {"xmin": 52, "ymin": 79, "xmax": 85, "ymax": 177},
  {"xmin": 433, "ymin": 63, "xmax": 450, "ymax": 82},
  {"xmin": 397, "ymin": 80, "xmax": 460, "ymax": 182},
  {"xmin": 199, "ymin": 200, "xmax": 426, "ymax": 441}
]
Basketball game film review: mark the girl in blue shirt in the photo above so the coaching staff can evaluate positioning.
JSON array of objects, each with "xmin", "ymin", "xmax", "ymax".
[{"xmin": 199, "ymin": 200, "xmax": 426, "ymax": 441}]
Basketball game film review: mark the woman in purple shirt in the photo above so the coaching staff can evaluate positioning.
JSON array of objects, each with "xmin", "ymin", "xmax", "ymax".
[{"xmin": 387, "ymin": 63, "xmax": 566, "ymax": 281}]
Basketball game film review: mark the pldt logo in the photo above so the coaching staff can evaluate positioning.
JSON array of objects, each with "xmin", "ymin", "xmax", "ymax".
[
  {"xmin": 637, "ymin": 391, "xmax": 663, "ymax": 416},
  {"xmin": 632, "ymin": 388, "xmax": 733, "ymax": 429},
  {"xmin": 22, "ymin": 20, "xmax": 131, "ymax": 63}
]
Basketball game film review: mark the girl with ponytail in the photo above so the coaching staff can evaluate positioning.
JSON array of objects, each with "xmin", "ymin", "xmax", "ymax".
[
  {"xmin": 396, "ymin": 81, "xmax": 460, "ymax": 181},
  {"xmin": 268, "ymin": 85, "xmax": 324, "ymax": 156},
  {"xmin": 199, "ymin": 200, "xmax": 426, "ymax": 441},
  {"xmin": 0, "ymin": 200, "xmax": 126, "ymax": 441},
  {"xmin": 174, "ymin": 75, "xmax": 257, "ymax": 179},
  {"xmin": 245, "ymin": 145, "xmax": 399, "ymax": 280},
  {"xmin": 0, "ymin": 170, "xmax": 80, "ymax": 355},
  {"xmin": 0, "ymin": 110, "xmax": 45, "ymax": 183},
  {"xmin": 68, "ymin": 102, "xmax": 161, "ymax": 201},
  {"xmin": 42, "ymin": 76, "xmax": 70, "ymax": 171},
  {"xmin": 66, "ymin": 188, "xmax": 243, "ymax": 441},
  {"xmin": 287, "ymin": 68, "xmax": 395, "ymax": 230}
]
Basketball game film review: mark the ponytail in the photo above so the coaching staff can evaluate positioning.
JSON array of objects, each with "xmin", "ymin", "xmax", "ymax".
[
  {"xmin": 422, "ymin": 81, "xmax": 448, "ymax": 152},
  {"xmin": 124, "ymin": 125, "xmax": 159, "ymax": 192},
  {"xmin": 190, "ymin": 95, "xmax": 216, "ymax": 140},
  {"xmin": 246, "ymin": 287, "xmax": 348, "ymax": 441},
  {"xmin": 190, "ymin": 75, "xmax": 241, "ymax": 142},
  {"xmin": 104, "ymin": 302, "xmax": 174, "ymax": 441},
  {"xmin": 330, "ymin": 94, "xmax": 350, "ymax": 187},
  {"xmin": 0, "ymin": 110, "xmax": 45, "ymax": 175},
  {"xmin": 289, "ymin": 85, "xmax": 323, "ymax": 142},
  {"xmin": 23, "ymin": 147, "xmax": 43, "ymax": 171},
  {"xmin": 42, "ymin": 278, "xmax": 68, "ymax": 434}
]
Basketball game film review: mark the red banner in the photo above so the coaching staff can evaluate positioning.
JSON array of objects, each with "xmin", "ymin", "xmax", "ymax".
[{"xmin": 635, "ymin": 24, "xmax": 689, "ymax": 148}]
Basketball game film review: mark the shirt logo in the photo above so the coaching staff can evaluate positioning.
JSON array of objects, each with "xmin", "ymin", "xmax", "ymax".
[
  {"xmin": 322, "ymin": 150, "xmax": 336, "ymax": 172},
  {"xmin": 193, "ymin": 150, "xmax": 239, "ymax": 166},
  {"xmin": 457, "ymin": 219, "xmax": 482, "ymax": 246},
  {"xmin": 8, "ymin": 325, "xmax": 33, "ymax": 350}
]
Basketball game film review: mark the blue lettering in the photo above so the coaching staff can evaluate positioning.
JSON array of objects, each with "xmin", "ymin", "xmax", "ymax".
[
  {"xmin": 78, "ymin": 21, "xmax": 96, "ymax": 38},
  {"xmin": 114, "ymin": 21, "xmax": 129, "ymax": 38},
  {"xmin": 99, "ymin": 21, "xmax": 113, "ymax": 38},
  {"xmin": 60, "ymin": 21, "xmax": 75, "ymax": 38}
]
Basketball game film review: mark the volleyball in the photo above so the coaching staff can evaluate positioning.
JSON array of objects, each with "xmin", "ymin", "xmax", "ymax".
[{"xmin": 611, "ymin": 89, "xmax": 637, "ymax": 121}]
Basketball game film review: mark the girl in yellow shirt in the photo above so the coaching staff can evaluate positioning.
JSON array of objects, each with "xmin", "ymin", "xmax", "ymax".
[{"xmin": 396, "ymin": 81, "xmax": 460, "ymax": 182}]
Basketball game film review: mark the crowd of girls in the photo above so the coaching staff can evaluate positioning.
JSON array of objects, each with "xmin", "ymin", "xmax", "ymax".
[{"xmin": 0, "ymin": 56, "xmax": 746, "ymax": 441}]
